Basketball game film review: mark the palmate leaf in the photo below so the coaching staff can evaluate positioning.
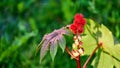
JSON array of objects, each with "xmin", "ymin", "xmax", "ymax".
[
  {"xmin": 82, "ymin": 19, "xmax": 98, "ymax": 55},
  {"xmin": 113, "ymin": 47, "xmax": 120, "ymax": 68},
  {"xmin": 92, "ymin": 50, "xmax": 114, "ymax": 68},
  {"xmin": 98, "ymin": 24, "xmax": 114, "ymax": 47},
  {"xmin": 92, "ymin": 44, "xmax": 120, "ymax": 68},
  {"xmin": 36, "ymin": 27, "xmax": 71, "ymax": 62},
  {"xmin": 82, "ymin": 19, "xmax": 120, "ymax": 68},
  {"xmin": 94, "ymin": 25, "xmax": 120, "ymax": 68},
  {"xmin": 87, "ymin": 19, "xmax": 120, "ymax": 68},
  {"xmin": 108, "ymin": 44, "xmax": 120, "ymax": 68}
]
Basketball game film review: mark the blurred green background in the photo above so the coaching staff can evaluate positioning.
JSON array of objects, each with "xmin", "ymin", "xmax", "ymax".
[{"xmin": 0, "ymin": 0, "xmax": 120, "ymax": 68}]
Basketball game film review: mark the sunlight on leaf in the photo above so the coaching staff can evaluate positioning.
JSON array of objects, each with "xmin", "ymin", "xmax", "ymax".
[
  {"xmin": 82, "ymin": 19, "xmax": 98, "ymax": 55},
  {"xmin": 83, "ymin": 19, "xmax": 120, "ymax": 68},
  {"xmin": 92, "ymin": 50, "xmax": 114, "ymax": 68},
  {"xmin": 98, "ymin": 24, "xmax": 114, "ymax": 46}
]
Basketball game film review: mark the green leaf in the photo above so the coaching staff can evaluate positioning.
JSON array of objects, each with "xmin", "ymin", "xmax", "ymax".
[
  {"xmin": 103, "ymin": 44, "xmax": 120, "ymax": 63},
  {"xmin": 29, "ymin": 17, "xmax": 38, "ymax": 31},
  {"xmin": 113, "ymin": 44, "xmax": 120, "ymax": 61},
  {"xmin": 58, "ymin": 35, "xmax": 66, "ymax": 52},
  {"xmin": 82, "ymin": 19, "xmax": 98, "ymax": 55},
  {"xmin": 83, "ymin": 19, "xmax": 120, "ymax": 68},
  {"xmin": 92, "ymin": 44, "xmax": 120, "ymax": 68},
  {"xmin": 92, "ymin": 50, "xmax": 114, "ymax": 68},
  {"xmin": 36, "ymin": 36, "xmax": 45, "ymax": 55},
  {"xmin": 50, "ymin": 40, "xmax": 58, "ymax": 61},
  {"xmin": 0, "ymin": 32, "xmax": 35, "ymax": 62},
  {"xmin": 113, "ymin": 57, "xmax": 120, "ymax": 68},
  {"xmin": 98, "ymin": 24, "xmax": 114, "ymax": 46},
  {"xmin": 17, "ymin": 2, "xmax": 25, "ymax": 12},
  {"xmin": 91, "ymin": 48, "xmax": 102, "ymax": 67}
]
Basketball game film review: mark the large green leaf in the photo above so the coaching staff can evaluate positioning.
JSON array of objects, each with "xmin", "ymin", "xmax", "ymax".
[
  {"xmin": 89, "ymin": 19, "xmax": 120, "ymax": 68},
  {"xmin": 80, "ymin": 19, "xmax": 99, "ymax": 67},
  {"xmin": 113, "ymin": 56, "xmax": 120, "ymax": 68},
  {"xmin": 92, "ymin": 50, "xmax": 114, "ymax": 68},
  {"xmin": 103, "ymin": 44, "xmax": 120, "ymax": 63},
  {"xmin": 92, "ymin": 44, "xmax": 120, "ymax": 68},
  {"xmin": 112, "ymin": 44, "xmax": 120, "ymax": 61},
  {"xmin": 83, "ymin": 19, "xmax": 120, "ymax": 68},
  {"xmin": 82, "ymin": 19, "xmax": 98, "ymax": 55},
  {"xmin": 98, "ymin": 24, "xmax": 114, "ymax": 46}
]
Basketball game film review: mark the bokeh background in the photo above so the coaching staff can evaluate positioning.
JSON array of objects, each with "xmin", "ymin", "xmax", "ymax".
[{"xmin": 0, "ymin": 0, "xmax": 120, "ymax": 68}]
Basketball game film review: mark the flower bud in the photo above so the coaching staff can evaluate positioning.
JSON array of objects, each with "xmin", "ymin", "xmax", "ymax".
[
  {"xmin": 78, "ymin": 42, "xmax": 83, "ymax": 48},
  {"xmin": 78, "ymin": 35, "xmax": 81, "ymax": 41},
  {"xmin": 78, "ymin": 48, "xmax": 84, "ymax": 55},
  {"xmin": 72, "ymin": 50, "xmax": 80, "ymax": 57},
  {"xmin": 74, "ymin": 36, "xmax": 77, "ymax": 40},
  {"xmin": 75, "ymin": 39, "xmax": 79, "ymax": 45},
  {"xmin": 72, "ymin": 43, "xmax": 77, "ymax": 50}
]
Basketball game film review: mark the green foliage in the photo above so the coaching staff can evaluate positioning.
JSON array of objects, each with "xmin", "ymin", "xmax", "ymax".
[
  {"xmin": 38, "ymin": 19, "xmax": 120, "ymax": 68},
  {"xmin": 82, "ymin": 19, "xmax": 120, "ymax": 68},
  {"xmin": 0, "ymin": 32, "xmax": 35, "ymax": 62},
  {"xmin": 0, "ymin": 0, "xmax": 120, "ymax": 68}
]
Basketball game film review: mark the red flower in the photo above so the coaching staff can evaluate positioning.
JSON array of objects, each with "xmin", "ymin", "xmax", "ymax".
[{"xmin": 70, "ymin": 13, "xmax": 86, "ymax": 34}]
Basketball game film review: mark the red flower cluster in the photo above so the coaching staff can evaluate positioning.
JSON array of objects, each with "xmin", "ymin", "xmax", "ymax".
[{"xmin": 70, "ymin": 13, "xmax": 86, "ymax": 34}]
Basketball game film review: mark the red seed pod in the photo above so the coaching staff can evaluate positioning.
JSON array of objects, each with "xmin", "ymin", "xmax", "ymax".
[
  {"xmin": 74, "ymin": 13, "xmax": 83, "ymax": 19},
  {"xmin": 70, "ymin": 24, "xmax": 77, "ymax": 34},
  {"xmin": 69, "ymin": 13, "xmax": 86, "ymax": 34}
]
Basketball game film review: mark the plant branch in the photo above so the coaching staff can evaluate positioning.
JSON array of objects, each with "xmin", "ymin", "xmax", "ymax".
[
  {"xmin": 65, "ymin": 46, "xmax": 81, "ymax": 68},
  {"xmin": 83, "ymin": 43, "xmax": 102, "ymax": 68},
  {"xmin": 76, "ymin": 56, "xmax": 81, "ymax": 68},
  {"xmin": 65, "ymin": 46, "xmax": 78, "ymax": 60}
]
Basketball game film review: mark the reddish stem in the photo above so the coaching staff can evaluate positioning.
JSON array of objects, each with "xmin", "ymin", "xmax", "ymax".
[
  {"xmin": 65, "ymin": 46, "xmax": 81, "ymax": 68},
  {"xmin": 76, "ymin": 56, "xmax": 81, "ymax": 68},
  {"xmin": 83, "ymin": 43, "xmax": 102, "ymax": 68},
  {"xmin": 65, "ymin": 47, "xmax": 78, "ymax": 60}
]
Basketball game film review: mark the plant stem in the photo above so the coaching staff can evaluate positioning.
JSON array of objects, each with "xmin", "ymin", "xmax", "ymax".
[
  {"xmin": 65, "ymin": 46, "xmax": 81, "ymax": 68},
  {"xmin": 65, "ymin": 46, "xmax": 78, "ymax": 60},
  {"xmin": 76, "ymin": 56, "xmax": 81, "ymax": 68},
  {"xmin": 83, "ymin": 45, "xmax": 100, "ymax": 68}
]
